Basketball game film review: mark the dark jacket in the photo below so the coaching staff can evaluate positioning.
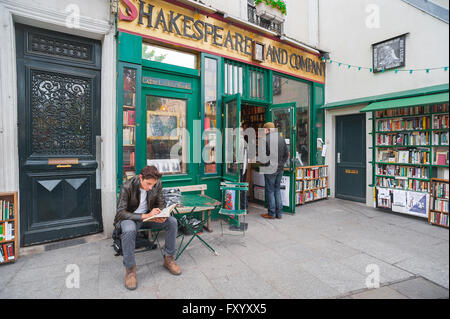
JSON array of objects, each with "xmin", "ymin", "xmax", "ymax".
[
  {"xmin": 265, "ymin": 131, "xmax": 290, "ymax": 173},
  {"xmin": 113, "ymin": 176, "xmax": 165, "ymax": 227}
]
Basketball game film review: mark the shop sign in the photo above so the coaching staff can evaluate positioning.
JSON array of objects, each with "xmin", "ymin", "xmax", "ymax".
[
  {"xmin": 118, "ymin": 0, "xmax": 325, "ymax": 83},
  {"xmin": 143, "ymin": 76, "xmax": 192, "ymax": 89}
]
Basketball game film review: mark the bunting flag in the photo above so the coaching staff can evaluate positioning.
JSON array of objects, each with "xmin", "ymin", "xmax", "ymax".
[{"xmin": 321, "ymin": 57, "xmax": 448, "ymax": 74}]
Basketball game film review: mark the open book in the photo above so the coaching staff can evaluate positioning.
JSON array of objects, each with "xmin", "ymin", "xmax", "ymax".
[{"xmin": 143, "ymin": 203, "xmax": 178, "ymax": 222}]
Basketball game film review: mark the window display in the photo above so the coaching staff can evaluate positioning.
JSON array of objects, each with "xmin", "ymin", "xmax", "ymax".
[
  {"xmin": 146, "ymin": 96, "xmax": 187, "ymax": 175},
  {"xmin": 122, "ymin": 67, "xmax": 137, "ymax": 182}
]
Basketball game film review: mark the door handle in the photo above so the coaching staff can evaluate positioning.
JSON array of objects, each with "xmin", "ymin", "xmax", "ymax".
[{"xmin": 337, "ymin": 153, "xmax": 341, "ymax": 164}]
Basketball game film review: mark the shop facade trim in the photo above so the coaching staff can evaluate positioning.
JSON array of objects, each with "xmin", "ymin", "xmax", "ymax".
[{"xmin": 322, "ymin": 83, "xmax": 449, "ymax": 110}]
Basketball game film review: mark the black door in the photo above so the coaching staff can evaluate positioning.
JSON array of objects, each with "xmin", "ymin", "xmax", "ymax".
[
  {"xmin": 16, "ymin": 24, "xmax": 103, "ymax": 246},
  {"xmin": 336, "ymin": 114, "xmax": 366, "ymax": 202}
]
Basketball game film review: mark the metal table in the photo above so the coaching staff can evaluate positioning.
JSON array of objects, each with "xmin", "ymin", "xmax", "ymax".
[{"xmin": 173, "ymin": 193, "xmax": 221, "ymax": 260}]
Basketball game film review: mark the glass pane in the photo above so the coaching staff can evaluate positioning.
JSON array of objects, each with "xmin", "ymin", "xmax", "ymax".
[
  {"xmin": 272, "ymin": 108, "xmax": 291, "ymax": 169},
  {"xmin": 146, "ymin": 96, "xmax": 187, "ymax": 175},
  {"xmin": 204, "ymin": 58, "xmax": 218, "ymax": 174},
  {"xmin": 123, "ymin": 67, "xmax": 137, "ymax": 182},
  {"xmin": 142, "ymin": 43, "xmax": 197, "ymax": 69},
  {"xmin": 273, "ymin": 75, "xmax": 310, "ymax": 166},
  {"xmin": 225, "ymin": 100, "xmax": 238, "ymax": 175}
]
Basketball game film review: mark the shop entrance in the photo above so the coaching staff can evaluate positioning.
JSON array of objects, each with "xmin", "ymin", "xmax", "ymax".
[
  {"xmin": 222, "ymin": 94, "xmax": 297, "ymax": 214},
  {"xmin": 16, "ymin": 24, "xmax": 103, "ymax": 246}
]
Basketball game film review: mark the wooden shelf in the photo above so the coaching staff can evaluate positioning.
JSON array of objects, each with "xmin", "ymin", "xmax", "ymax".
[
  {"xmin": 0, "ymin": 192, "xmax": 18, "ymax": 264},
  {"xmin": 375, "ymin": 175, "xmax": 430, "ymax": 181},
  {"xmin": 375, "ymin": 129, "xmax": 431, "ymax": 134}
]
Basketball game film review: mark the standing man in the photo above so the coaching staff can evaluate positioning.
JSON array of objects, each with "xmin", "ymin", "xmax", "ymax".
[
  {"xmin": 261, "ymin": 122, "xmax": 289, "ymax": 220},
  {"xmin": 114, "ymin": 166, "xmax": 181, "ymax": 291}
]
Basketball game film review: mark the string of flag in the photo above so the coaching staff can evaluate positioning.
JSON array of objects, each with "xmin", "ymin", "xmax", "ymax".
[{"xmin": 321, "ymin": 57, "xmax": 449, "ymax": 74}]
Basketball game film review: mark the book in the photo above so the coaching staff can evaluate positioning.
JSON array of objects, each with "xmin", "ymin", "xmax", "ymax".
[
  {"xmin": 436, "ymin": 151, "xmax": 448, "ymax": 165},
  {"xmin": 143, "ymin": 203, "xmax": 178, "ymax": 222},
  {"xmin": 6, "ymin": 243, "xmax": 14, "ymax": 260}
]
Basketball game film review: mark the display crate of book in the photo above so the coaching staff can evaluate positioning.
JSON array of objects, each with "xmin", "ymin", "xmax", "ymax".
[
  {"xmin": 0, "ymin": 192, "xmax": 18, "ymax": 264},
  {"xmin": 371, "ymin": 103, "xmax": 449, "ymax": 218},
  {"xmin": 295, "ymin": 165, "xmax": 328, "ymax": 205},
  {"xmin": 428, "ymin": 178, "xmax": 449, "ymax": 228}
]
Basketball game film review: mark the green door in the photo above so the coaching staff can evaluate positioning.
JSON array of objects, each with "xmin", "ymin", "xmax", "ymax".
[
  {"xmin": 269, "ymin": 103, "xmax": 297, "ymax": 213},
  {"xmin": 222, "ymin": 94, "xmax": 242, "ymax": 183},
  {"xmin": 139, "ymin": 71, "xmax": 199, "ymax": 187},
  {"xmin": 336, "ymin": 114, "xmax": 366, "ymax": 202}
]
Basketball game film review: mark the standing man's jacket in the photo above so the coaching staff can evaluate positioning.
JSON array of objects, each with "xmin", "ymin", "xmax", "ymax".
[
  {"xmin": 265, "ymin": 131, "xmax": 290, "ymax": 173},
  {"xmin": 114, "ymin": 175, "xmax": 165, "ymax": 227}
]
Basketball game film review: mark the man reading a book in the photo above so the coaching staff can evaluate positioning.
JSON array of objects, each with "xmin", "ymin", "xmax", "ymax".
[{"xmin": 114, "ymin": 165, "xmax": 181, "ymax": 290}]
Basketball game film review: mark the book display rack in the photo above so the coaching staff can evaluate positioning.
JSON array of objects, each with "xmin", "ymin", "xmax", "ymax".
[
  {"xmin": 0, "ymin": 192, "xmax": 18, "ymax": 264},
  {"xmin": 429, "ymin": 179, "xmax": 449, "ymax": 228},
  {"xmin": 372, "ymin": 103, "xmax": 449, "ymax": 221},
  {"xmin": 295, "ymin": 165, "xmax": 328, "ymax": 205}
]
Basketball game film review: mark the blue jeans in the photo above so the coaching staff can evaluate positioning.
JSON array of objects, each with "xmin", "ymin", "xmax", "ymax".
[
  {"xmin": 265, "ymin": 170, "xmax": 283, "ymax": 217},
  {"xmin": 120, "ymin": 217, "xmax": 178, "ymax": 269}
]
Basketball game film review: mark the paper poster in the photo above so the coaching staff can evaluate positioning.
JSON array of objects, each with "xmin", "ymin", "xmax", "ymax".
[
  {"xmin": 406, "ymin": 191, "xmax": 429, "ymax": 218},
  {"xmin": 377, "ymin": 187, "xmax": 392, "ymax": 209},
  {"xmin": 321, "ymin": 144, "xmax": 328, "ymax": 157},
  {"xmin": 280, "ymin": 176, "xmax": 290, "ymax": 207},
  {"xmin": 224, "ymin": 190, "xmax": 236, "ymax": 211},
  {"xmin": 392, "ymin": 189, "xmax": 407, "ymax": 213}
]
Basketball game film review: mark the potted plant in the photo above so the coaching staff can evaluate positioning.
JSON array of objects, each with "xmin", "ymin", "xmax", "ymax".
[{"xmin": 255, "ymin": 0, "xmax": 287, "ymax": 23}]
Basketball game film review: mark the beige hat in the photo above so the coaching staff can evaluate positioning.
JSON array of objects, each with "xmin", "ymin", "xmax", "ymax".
[{"xmin": 263, "ymin": 122, "xmax": 275, "ymax": 129}]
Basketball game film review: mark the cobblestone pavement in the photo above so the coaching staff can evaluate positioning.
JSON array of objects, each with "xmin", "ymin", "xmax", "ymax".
[{"xmin": 0, "ymin": 198, "xmax": 448, "ymax": 299}]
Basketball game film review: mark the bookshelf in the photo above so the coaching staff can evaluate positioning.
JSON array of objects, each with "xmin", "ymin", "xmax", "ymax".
[
  {"xmin": 122, "ymin": 67, "xmax": 137, "ymax": 183},
  {"xmin": 429, "ymin": 178, "xmax": 449, "ymax": 228},
  {"xmin": 295, "ymin": 165, "xmax": 328, "ymax": 205},
  {"xmin": 0, "ymin": 192, "xmax": 18, "ymax": 264},
  {"xmin": 372, "ymin": 103, "xmax": 449, "ymax": 219}
]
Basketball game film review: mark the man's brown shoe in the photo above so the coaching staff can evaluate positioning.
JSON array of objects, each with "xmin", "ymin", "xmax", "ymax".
[
  {"xmin": 164, "ymin": 256, "xmax": 182, "ymax": 275},
  {"xmin": 125, "ymin": 266, "xmax": 137, "ymax": 290},
  {"xmin": 261, "ymin": 213, "xmax": 275, "ymax": 219}
]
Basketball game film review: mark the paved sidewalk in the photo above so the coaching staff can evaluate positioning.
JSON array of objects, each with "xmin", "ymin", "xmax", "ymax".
[{"xmin": 0, "ymin": 198, "xmax": 448, "ymax": 299}]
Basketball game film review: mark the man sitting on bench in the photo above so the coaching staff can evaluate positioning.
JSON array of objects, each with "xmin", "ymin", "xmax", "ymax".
[{"xmin": 114, "ymin": 165, "xmax": 182, "ymax": 291}]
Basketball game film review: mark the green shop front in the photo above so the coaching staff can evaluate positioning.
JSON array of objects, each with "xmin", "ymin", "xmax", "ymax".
[{"xmin": 116, "ymin": 0, "xmax": 326, "ymax": 217}]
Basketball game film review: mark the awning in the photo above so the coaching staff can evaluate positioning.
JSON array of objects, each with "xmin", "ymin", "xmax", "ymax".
[{"xmin": 360, "ymin": 92, "xmax": 449, "ymax": 112}]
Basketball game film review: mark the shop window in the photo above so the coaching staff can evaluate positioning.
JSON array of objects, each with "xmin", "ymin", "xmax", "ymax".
[
  {"xmin": 224, "ymin": 60, "xmax": 244, "ymax": 95},
  {"xmin": 142, "ymin": 43, "xmax": 197, "ymax": 69},
  {"xmin": 314, "ymin": 86, "xmax": 325, "ymax": 164},
  {"xmin": 146, "ymin": 96, "xmax": 187, "ymax": 175},
  {"xmin": 273, "ymin": 75, "xmax": 311, "ymax": 166},
  {"xmin": 204, "ymin": 57, "xmax": 218, "ymax": 174},
  {"xmin": 249, "ymin": 66, "xmax": 265, "ymax": 100},
  {"xmin": 122, "ymin": 67, "xmax": 137, "ymax": 182}
]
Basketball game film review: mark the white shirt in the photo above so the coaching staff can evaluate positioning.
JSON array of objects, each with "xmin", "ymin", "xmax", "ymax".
[{"xmin": 134, "ymin": 188, "xmax": 148, "ymax": 214}]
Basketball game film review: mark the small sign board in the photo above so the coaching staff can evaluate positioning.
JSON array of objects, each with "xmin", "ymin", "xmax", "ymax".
[
  {"xmin": 142, "ymin": 77, "xmax": 192, "ymax": 90},
  {"xmin": 48, "ymin": 158, "xmax": 79, "ymax": 165}
]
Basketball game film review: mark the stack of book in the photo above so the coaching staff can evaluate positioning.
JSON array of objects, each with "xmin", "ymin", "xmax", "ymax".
[
  {"xmin": 0, "ymin": 199, "xmax": 14, "ymax": 221},
  {"xmin": 0, "ymin": 243, "xmax": 14, "ymax": 263}
]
